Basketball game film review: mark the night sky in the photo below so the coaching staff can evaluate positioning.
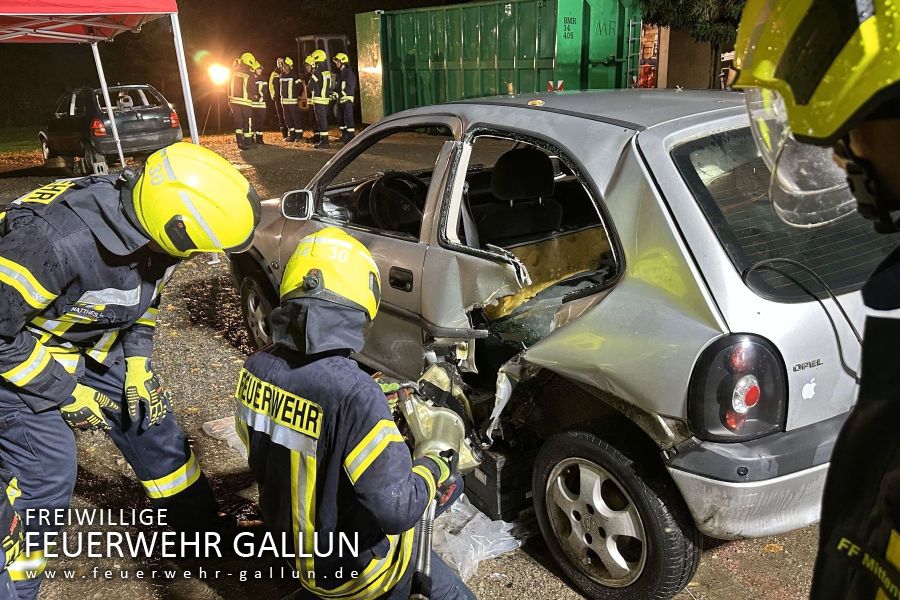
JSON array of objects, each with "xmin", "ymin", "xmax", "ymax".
[{"xmin": 0, "ymin": 0, "xmax": 468, "ymax": 126}]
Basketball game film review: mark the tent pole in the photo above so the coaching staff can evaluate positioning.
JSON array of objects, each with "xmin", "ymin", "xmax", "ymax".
[
  {"xmin": 170, "ymin": 13, "xmax": 199, "ymax": 144},
  {"xmin": 90, "ymin": 42, "xmax": 125, "ymax": 170}
]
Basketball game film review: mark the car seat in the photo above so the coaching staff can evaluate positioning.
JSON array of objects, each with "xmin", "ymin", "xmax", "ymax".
[{"xmin": 478, "ymin": 147, "xmax": 562, "ymax": 247}]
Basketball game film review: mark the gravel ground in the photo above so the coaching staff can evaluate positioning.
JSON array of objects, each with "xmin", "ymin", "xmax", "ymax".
[{"xmin": 0, "ymin": 134, "xmax": 819, "ymax": 599}]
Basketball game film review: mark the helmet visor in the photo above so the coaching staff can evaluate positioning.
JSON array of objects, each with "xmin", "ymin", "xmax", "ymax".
[{"xmin": 745, "ymin": 87, "xmax": 857, "ymax": 228}]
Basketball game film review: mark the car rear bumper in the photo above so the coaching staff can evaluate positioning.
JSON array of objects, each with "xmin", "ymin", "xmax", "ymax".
[
  {"xmin": 664, "ymin": 412, "xmax": 845, "ymax": 539},
  {"xmin": 667, "ymin": 462, "xmax": 827, "ymax": 539},
  {"xmin": 92, "ymin": 128, "xmax": 182, "ymax": 157}
]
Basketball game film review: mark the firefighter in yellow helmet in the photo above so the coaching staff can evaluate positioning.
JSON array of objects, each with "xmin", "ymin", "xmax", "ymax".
[
  {"xmin": 308, "ymin": 49, "xmax": 333, "ymax": 148},
  {"xmin": 235, "ymin": 227, "xmax": 474, "ymax": 600},
  {"xmin": 734, "ymin": 2, "xmax": 900, "ymax": 599},
  {"xmin": 0, "ymin": 142, "xmax": 260, "ymax": 599},
  {"xmin": 332, "ymin": 52, "xmax": 358, "ymax": 143},
  {"xmin": 279, "ymin": 56, "xmax": 306, "ymax": 143},
  {"xmin": 229, "ymin": 52, "xmax": 258, "ymax": 150}
]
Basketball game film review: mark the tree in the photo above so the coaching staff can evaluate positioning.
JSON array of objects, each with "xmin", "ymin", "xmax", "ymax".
[{"xmin": 638, "ymin": 0, "xmax": 746, "ymax": 87}]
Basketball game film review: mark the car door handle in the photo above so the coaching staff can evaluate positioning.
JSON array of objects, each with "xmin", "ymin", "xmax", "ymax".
[{"xmin": 389, "ymin": 267, "xmax": 414, "ymax": 292}]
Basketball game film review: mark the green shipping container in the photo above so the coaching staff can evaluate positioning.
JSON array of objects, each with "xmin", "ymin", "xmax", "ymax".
[{"xmin": 356, "ymin": 0, "xmax": 641, "ymax": 124}]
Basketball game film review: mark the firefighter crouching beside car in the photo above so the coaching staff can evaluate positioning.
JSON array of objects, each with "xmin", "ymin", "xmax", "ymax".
[
  {"xmin": 268, "ymin": 57, "xmax": 287, "ymax": 140},
  {"xmin": 733, "ymin": 1, "xmax": 900, "ymax": 599},
  {"xmin": 234, "ymin": 227, "xmax": 475, "ymax": 600},
  {"xmin": 279, "ymin": 57, "xmax": 305, "ymax": 143},
  {"xmin": 332, "ymin": 52, "xmax": 357, "ymax": 143},
  {"xmin": 250, "ymin": 63, "xmax": 267, "ymax": 145},
  {"xmin": 230, "ymin": 52, "xmax": 257, "ymax": 150},
  {"xmin": 308, "ymin": 49, "xmax": 332, "ymax": 149},
  {"xmin": 0, "ymin": 142, "xmax": 260, "ymax": 600}
]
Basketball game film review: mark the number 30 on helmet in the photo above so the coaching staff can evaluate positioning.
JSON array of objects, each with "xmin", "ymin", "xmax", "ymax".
[
  {"xmin": 127, "ymin": 142, "xmax": 261, "ymax": 258},
  {"xmin": 280, "ymin": 227, "xmax": 381, "ymax": 321}
]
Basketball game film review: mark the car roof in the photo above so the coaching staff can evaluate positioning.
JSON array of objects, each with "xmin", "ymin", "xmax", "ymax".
[
  {"xmin": 398, "ymin": 89, "xmax": 745, "ymax": 131},
  {"xmin": 72, "ymin": 84, "xmax": 156, "ymax": 93}
]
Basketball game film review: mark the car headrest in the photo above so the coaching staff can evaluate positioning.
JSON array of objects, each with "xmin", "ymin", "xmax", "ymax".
[{"xmin": 491, "ymin": 148, "xmax": 554, "ymax": 201}]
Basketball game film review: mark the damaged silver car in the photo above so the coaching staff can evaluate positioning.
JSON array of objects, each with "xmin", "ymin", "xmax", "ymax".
[{"xmin": 230, "ymin": 90, "xmax": 888, "ymax": 599}]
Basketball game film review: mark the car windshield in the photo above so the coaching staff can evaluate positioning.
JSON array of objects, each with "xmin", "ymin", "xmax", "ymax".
[
  {"xmin": 672, "ymin": 127, "xmax": 899, "ymax": 301},
  {"xmin": 95, "ymin": 87, "xmax": 164, "ymax": 111}
]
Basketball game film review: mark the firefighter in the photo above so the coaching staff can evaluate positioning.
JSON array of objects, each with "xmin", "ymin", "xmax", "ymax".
[
  {"xmin": 279, "ymin": 57, "xmax": 304, "ymax": 143},
  {"xmin": 250, "ymin": 63, "xmax": 267, "ymax": 145},
  {"xmin": 332, "ymin": 52, "xmax": 358, "ymax": 143},
  {"xmin": 733, "ymin": 2, "xmax": 900, "ymax": 599},
  {"xmin": 229, "ymin": 52, "xmax": 257, "ymax": 150},
  {"xmin": 234, "ymin": 227, "xmax": 475, "ymax": 600},
  {"xmin": 268, "ymin": 57, "xmax": 288, "ymax": 140},
  {"xmin": 308, "ymin": 49, "xmax": 332, "ymax": 149},
  {"xmin": 302, "ymin": 55, "xmax": 317, "ymax": 144},
  {"xmin": 0, "ymin": 142, "xmax": 260, "ymax": 599}
]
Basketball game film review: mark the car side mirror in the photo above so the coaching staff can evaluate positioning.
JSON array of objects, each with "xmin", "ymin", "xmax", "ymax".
[{"xmin": 281, "ymin": 189, "xmax": 315, "ymax": 221}]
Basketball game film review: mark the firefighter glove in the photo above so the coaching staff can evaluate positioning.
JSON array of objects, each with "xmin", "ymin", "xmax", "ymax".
[
  {"xmin": 424, "ymin": 452, "xmax": 453, "ymax": 486},
  {"xmin": 60, "ymin": 384, "xmax": 119, "ymax": 431},
  {"xmin": 125, "ymin": 357, "xmax": 171, "ymax": 430}
]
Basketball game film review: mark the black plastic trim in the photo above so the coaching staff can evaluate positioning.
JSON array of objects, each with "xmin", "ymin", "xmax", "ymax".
[{"xmin": 666, "ymin": 411, "xmax": 847, "ymax": 483}]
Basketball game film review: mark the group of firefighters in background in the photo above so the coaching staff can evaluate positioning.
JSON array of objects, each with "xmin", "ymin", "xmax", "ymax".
[{"xmin": 228, "ymin": 49, "xmax": 357, "ymax": 150}]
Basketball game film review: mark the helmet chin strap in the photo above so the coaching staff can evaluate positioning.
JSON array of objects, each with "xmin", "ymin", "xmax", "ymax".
[{"xmin": 834, "ymin": 137, "xmax": 900, "ymax": 234}]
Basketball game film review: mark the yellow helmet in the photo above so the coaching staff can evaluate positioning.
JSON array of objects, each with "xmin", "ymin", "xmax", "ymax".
[
  {"xmin": 310, "ymin": 49, "xmax": 327, "ymax": 64},
  {"xmin": 731, "ymin": 0, "xmax": 899, "ymax": 227},
  {"xmin": 280, "ymin": 227, "xmax": 381, "ymax": 321},
  {"xmin": 334, "ymin": 52, "xmax": 349, "ymax": 64},
  {"xmin": 130, "ymin": 142, "xmax": 261, "ymax": 258},
  {"xmin": 239, "ymin": 52, "xmax": 257, "ymax": 68},
  {"xmin": 734, "ymin": 0, "xmax": 900, "ymax": 146},
  {"xmin": 304, "ymin": 55, "xmax": 315, "ymax": 66}
]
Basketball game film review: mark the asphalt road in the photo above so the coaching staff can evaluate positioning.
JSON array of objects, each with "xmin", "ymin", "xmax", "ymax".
[{"xmin": 0, "ymin": 133, "xmax": 820, "ymax": 599}]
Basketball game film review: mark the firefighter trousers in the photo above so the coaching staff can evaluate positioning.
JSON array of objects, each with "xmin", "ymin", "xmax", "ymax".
[
  {"xmin": 273, "ymin": 100, "xmax": 286, "ymax": 137},
  {"xmin": 313, "ymin": 104, "xmax": 330, "ymax": 140},
  {"xmin": 338, "ymin": 101, "xmax": 355, "ymax": 134},
  {"xmin": 282, "ymin": 103, "xmax": 303, "ymax": 139},
  {"xmin": 230, "ymin": 103, "xmax": 252, "ymax": 145},
  {"xmin": 250, "ymin": 106, "xmax": 266, "ymax": 138},
  {"xmin": 0, "ymin": 356, "xmax": 218, "ymax": 600}
]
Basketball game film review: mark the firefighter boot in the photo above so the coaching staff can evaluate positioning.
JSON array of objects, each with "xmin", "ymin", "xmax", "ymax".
[
  {"xmin": 314, "ymin": 133, "xmax": 330, "ymax": 149},
  {"xmin": 255, "ymin": 133, "xmax": 265, "ymax": 145}
]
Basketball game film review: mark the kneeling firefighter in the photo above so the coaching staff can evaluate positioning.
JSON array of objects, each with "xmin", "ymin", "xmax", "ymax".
[
  {"xmin": 0, "ymin": 142, "xmax": 260, "ymax": 599},
  {"xmin": 234, "ymin": 227, "xmax": 475, "ymax": 599},
  {"xmin": 734, "ymin": 1, "xmax": 900, "ymax": 598}
]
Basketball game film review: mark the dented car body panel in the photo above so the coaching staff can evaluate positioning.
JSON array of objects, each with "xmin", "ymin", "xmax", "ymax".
[{"xmin": 234, "ymin": 89, "xmax": 862, "ymax": 540}]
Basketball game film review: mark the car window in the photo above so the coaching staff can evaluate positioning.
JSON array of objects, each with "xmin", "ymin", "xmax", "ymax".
[
  {"xmin": 316, "ymin": 125, "xmax": 454, "ymax": 239},
  {"xmin": 72, "ymin": 93, "xmax": 87, "ymax": 116},
  {"xmin": 53, "ymin": 95, "xmax": 69, "ymax": 116},
  {"xmin": 672, "ymin": 127, "xmax": 899, "ymax": 301},
  {"xmin": 96, "ymin": 88, "xmax": 164, "ymax": 111},
  {"xmin": 448, "ymin": 133, "xmax": 616, "ymax": 321}
]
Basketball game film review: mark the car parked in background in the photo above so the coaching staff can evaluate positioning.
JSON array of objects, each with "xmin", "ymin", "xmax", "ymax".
[
  {"xmin": 39, "ymin": 84, "xmax": 182, "ymax": 174},
  {"xmin": 231, "ymin": 90, "xmax": 886, "ymax": 599}
]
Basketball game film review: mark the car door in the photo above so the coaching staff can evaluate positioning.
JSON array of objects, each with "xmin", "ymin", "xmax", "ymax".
[
  {"xmin": 278, "ymin": 115, "xmax": 463, "ymax": 378},
  {"xmin": 45, "ymin": 94, "xmax": 70, "ymax": 156},
  {"xmin": 49, "ymin": 92, "xmax": 82, "ymax": 155}
]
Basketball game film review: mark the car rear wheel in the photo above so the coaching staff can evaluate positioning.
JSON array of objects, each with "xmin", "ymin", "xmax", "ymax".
[
  {"xmin": 239, "ymin": 274, "xmax": 277, "ymax": 349},
  {"xmin": 533, "ymin": 429, "xmax": 700, "ymax": 600},
  {"xmin": 78, "ymin": 144, "xmax": 108, "ymax": 175}
]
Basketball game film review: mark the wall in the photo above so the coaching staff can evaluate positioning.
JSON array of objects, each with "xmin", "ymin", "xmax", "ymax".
[{"xmin": 661, "ymin": 27, "xmax": 713, "ymax": 89}]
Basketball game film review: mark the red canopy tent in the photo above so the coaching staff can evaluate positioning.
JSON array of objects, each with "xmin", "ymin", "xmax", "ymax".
[{"xmin": 0, "ymin": 0, "xmax": 200, "ymax": 170}]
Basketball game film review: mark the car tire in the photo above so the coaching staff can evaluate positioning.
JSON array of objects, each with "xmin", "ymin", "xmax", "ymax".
[
  {"xmin": 533, "ymin": 428, "xmax": 700, "ymax": 600},
  {"xmin": 239, "ymin": 274, "xmax": 277, "ymax": 350},
  {"xmin": 78, "ymin": 144, "xmax": 108, "ymax": 175},
  {"xmin": 39, "ymin": 133, "xmax": 55, "ymax": 164}
]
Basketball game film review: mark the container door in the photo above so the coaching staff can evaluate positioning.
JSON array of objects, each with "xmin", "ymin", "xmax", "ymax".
[{"xmin": 584, "ymin": 0, "xmax": 641, "ymax": 89}]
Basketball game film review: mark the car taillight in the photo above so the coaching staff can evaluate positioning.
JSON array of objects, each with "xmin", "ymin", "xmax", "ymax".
[
  {"xmin": 170, "ymin": 111, "xmax": 180, "ymax": 128},
  {"xmin": 90, "ymin": 118, "xmax": 107, "ymax": 137},
  {"xmin": 688, "ymin": 334, "xmax": 787, "ymax": 442}
]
